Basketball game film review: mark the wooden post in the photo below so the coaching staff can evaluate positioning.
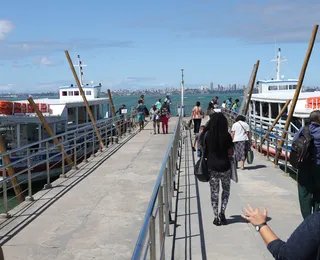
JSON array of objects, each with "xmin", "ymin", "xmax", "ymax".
[
  {"xmin": 28, "ymin": 97, "xmax": 73, "ymax": 166},
  {"xmin": 107, "ymin": 89, "xmax": 121, "ymax": 136},
  {"xmin": 0, "ymin": 136, "xmax": 24, "ymax": 203},
  {"xmin": 264, "ymin": 99, "xmax": 291, "ymax": 139},
  {"xmin": 244, "ymin": 60, "xmax": 260, "ymax": 116},
  {"xmin": 274, "ymin": 24, "xmax": 318, "ymax": 165},
  {"xmin": 64, "ymin": 50, "xmax": 105, "ymax": 149}
]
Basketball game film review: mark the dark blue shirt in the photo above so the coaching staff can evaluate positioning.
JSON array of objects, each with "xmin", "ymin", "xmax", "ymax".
[{"xmin": 267, "ymin": 211, "xmax": 320, "ymax": 259}]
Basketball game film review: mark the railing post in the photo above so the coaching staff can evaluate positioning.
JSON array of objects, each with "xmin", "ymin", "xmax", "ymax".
[
  {"xmin": 92, "ymin": 130, "xmax": 96, "ymax": 157},
  {"xmin": 254, "ymin": 120, "xmax": 257, "ymax": 150},
  {"xmin": 25, "ymin": 148, "xmax": 34, "ymax": 201},
  {"xmin": 284, "ymin": 134, "xmax": 288, "ymax": 174},
  {"xmin": 158, "ymin": 186, "xmax": 165, "ymax": 260},
  {"xmin": 0, "ymin": 160, "xmax": 11, "ymax": 218},
  {"xmin": 149, "ymin": 215, "xmax": 156, "ymax": 260},
  {"xmin": 266, "ymin": 137, "xmax": 270, "ymax": 161},
  {"xmin": 84, "ymin": 129, "xmax": 88, "ymax": 163},
  {"xmin": 60, "ymin": 138, "xmax": 67, "ymax": 178},
  {"xmin": 105, "ymin": 122, "xmax": 109, "ymax": 148},
  {"xmin": 259, "ymin": 122, "xmax": 263, "ymax": 153},
  {"xmin": 99, "ymin": 124, "xmax": 103, "ymax": 153},
  {"xmin": 73, "ymin": 132, "xmax": 78, "ymax": 170},
  {"xmin": 163, "ymin": 168, "xmax": 170, "ymax": 236},
  {"xmin": 274, "ymin": 136, "xmax": 279, "ymax": 167},
  {"xmin": 44, "ymin": 141, "xmax": 52, "ymax": 189}
]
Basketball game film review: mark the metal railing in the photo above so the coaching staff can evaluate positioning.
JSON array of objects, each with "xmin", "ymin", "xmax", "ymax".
[
  {"xmin": 0, "ymin": 113, "xmax": 139, "ymax": 217},
  {"xmin": 222, "ymin": 110, "xmax": 298, "ymax": 175},
  {"xmin": 132, "ymin": 117, "xmax": 181, "ymax": 260}
]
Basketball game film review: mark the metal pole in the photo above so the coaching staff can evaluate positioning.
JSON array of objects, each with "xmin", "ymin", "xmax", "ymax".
[
  {"xmin": 181, "ymin": 68, "xmax": 184, "ymax": 118},
  {"xmin": 84, "ymin": 129, "xmax": 88, "ymax": 162},
  {"xmin": 44, "ymin": 141, "xmax": 52, "ymax": 189},
  {"xmin": 73, "ymin": 133, "xmax": 78, "ymax": 170},
  {"xmin": 1, "ymin": 162, "xmax": 11, "ymax": 218},
  {"xmin": 158, "ymin": 186, "xmax": 165, "ymax": 260},
  {"xmin": 25, "ymin": 149, "xmax": 34, "ymax": 201},
  {"xmin": 149, "ymin": 215, "xmax": 156, "ymax": 260}
]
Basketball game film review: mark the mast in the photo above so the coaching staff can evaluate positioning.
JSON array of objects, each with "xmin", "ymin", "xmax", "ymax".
[
  {"xmin": 73, "ymin": 55, "xmax": 87, "ymax": 86},
  {"xmin": 276, "ymin": 48, "xmax": 281, "ymax": 80},
  {"xmin": 181, "ymin": 69, "xmax": 184, "ymax": 117},
  {"xmin": 271, "ymin": 48, "xmax": 287, "ymax": 80}
]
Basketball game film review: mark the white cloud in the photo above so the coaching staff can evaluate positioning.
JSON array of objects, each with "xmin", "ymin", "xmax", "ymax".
[
  {"xmin": 0, "ymin": 83, "xmax": 15, "ymax": 92},
  {"xmin": 0, "ymin": 20, "xmax": 14, "ymax": 40},
  {"xmin": 0, "ymin": 39, "xmax": 134, "ymax": 61}
]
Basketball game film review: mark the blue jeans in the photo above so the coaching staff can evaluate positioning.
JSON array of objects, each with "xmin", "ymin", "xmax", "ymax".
[{"xmin": 197, "ymin": 149, "xmax": 202, "ymax": 158}]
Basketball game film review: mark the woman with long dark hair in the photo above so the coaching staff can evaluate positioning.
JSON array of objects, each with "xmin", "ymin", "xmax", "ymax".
[{"xmin": 203, "ymin": 113, "xmax": 233, "ymax": 225}]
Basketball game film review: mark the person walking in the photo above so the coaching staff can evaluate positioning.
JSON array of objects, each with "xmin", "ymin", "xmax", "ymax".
[
  {"xmin": 136, "ymin": 99, "xmax": 146, "ymax": 131},
  {"xmin": 203, "ymin": 113, "xmax": 234, "ymax": 225},
  {"xmin": 155, "ymin": 98, "xmax": 162, "ymax": 110},
  {"xmin": 160, "ymin": 102, "xmax": 169, "ymax": 134},
  {"xmin": 149, "ymin": 104, "xmax": 160, "ymax": 134},
  {"xmin": 191, "ymin": 101, "xmax": 203, "ymax": 134},
  {"xmin": 231, "ymin": 115, "xmax": 251, "ymax": 170},
  {"xmin": 293, "ymin": 110, "xmax": 320, "ymax": 219}
]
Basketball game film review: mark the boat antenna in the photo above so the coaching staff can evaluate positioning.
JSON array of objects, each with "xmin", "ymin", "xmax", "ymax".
[
  {"xmin": 73, "ymin": 55, "xmax": 87, "ymax": 86},
  {"xmin": 271, "ymin": 48, "xmax": 287, "ymax": 80}
]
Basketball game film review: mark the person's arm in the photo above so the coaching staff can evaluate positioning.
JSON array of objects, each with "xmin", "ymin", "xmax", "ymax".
[{"xmin": 242, "ymin": 205, "xmax": 320, "ymax": 260}]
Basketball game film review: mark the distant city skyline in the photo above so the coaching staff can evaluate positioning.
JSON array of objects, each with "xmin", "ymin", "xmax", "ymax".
[{"xmin": 0, "ymin": 1, "xmax": 319, "ymax": 92}]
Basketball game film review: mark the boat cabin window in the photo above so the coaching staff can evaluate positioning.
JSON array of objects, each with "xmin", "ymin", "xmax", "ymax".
[
  {"xmin": 68, "ymin": 91, "xmax": 73, "ymax": 96},
  {"xmin": 62, "ymin": 91, "xmax": 67, "ymax": 96},
  {"xmin": 74, "ymin": 91, "xmax": 79, "ymax": 96},
  {"xmin": 86, "ymin": 91, "xmax": 91, "ymax": 95},
  {"xmin": 289, "ymin": 85, "xmax": 297, "ymax": 90},
  {"xmin": 279, "ymin": 85, "xmax": 288, "ymax": 90},
  {"xmin": 268, "ymin": 85, "xmax": 278, "ymax": 91}
]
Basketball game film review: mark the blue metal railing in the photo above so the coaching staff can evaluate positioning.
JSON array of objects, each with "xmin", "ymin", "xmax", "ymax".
[{"xmin": 132, "ymin": 117, "xmax": 181, "ymax": 260}]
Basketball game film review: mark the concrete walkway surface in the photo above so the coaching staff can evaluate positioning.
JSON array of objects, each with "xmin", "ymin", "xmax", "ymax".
[
  {"xmin": 168, "ymin": 129, "xmax": 303, "ymax": 260},
  {"xmin": 1, "ymin": 118, "xmax": 178, "ymax": 260}
]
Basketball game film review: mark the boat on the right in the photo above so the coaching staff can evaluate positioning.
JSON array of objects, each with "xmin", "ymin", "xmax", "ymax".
[{"xmin": 248, "ymin": 48, "xmax": 320, "ymax": 157}]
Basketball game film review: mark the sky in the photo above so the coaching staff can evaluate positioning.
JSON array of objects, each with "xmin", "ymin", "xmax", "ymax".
[{"xmin": 0, "ymin": 0, "xmax": 320, "ymax": 93}]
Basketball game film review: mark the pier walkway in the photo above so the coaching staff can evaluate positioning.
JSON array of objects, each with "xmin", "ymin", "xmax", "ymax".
[
  {"xmin": 0, "ymin": 117, "xmax": 305, "ymax": 260},
  {"xmin": 1, "ymin": 118, "xmax": 178, "ymax": 260},
  {"xmin": 167, "ymin": 129, "xmax": 302, "ymax": 260}
]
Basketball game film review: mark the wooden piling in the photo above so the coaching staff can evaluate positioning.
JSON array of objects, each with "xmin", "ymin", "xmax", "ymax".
[
  {"xmin": 264, "ymin": 99, "xmax": 291, "ymax": 140},
  {"xmin": 64, "ymin": 50, "xmax": 104, "ymax": 149},
  {"xmin": 0, "ymin": 136, "xmax": 24, "ymax": 203},
  {"xmin": 107, "ymin": 89, "xmax": 121, "ymax": 136},
  {"xmin": 27, "ymin": 97, "xmax": 73, "ymax": 166},
  {"xmin": 244, "ymin": 60, "xmax": 260, "ymax": 116},
  {"xmin": 274, "ymin": 24, "xmax": 318, "ymax": 165}
]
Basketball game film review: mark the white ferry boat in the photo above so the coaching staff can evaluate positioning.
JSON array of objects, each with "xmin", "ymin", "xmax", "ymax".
[
  {"xmin": 0, "ymin": 55, "xmax": 111, "ymax": 182},
  {"xmin": 249, "ymin": 48, "xmax": 320, "ymax": 156}
]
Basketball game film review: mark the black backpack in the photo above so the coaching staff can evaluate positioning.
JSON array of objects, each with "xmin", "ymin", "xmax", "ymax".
[{"xmin": 289, "ymin": 126, "xmax": 314, "ymax": 169}]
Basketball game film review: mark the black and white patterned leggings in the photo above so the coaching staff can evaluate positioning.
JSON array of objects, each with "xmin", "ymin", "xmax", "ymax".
[{"xmin": 209, "ymin": 169, "xmax": 231, "ymax": 217}]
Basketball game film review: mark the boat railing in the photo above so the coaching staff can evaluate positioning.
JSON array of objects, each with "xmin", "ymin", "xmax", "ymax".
[
  {"xmin": 131, "ymin": 117, "xmax": 181, "ymax": 260},
  {"xmin": 0, "ymin": 112, "xmax": 140, "ymax": 217},
  {"xmin": 222, "ymin": 109, "xmax": 298, "ymax": 175}
]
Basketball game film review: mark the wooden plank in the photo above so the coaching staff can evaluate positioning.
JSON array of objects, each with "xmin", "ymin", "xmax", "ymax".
[
  {"xmin": 28, "ymin": 98, "xmax": 73, "ymax": 166},
  {"xmin": 244, "ymin": 60, "xmax": 260, "ymax": 116},
  {"xmin": 64, "ymin": 50, "xmax": 105, "ymax": 149},
  {"xmin": 0, "ymin": 135, "xmax": 24, "ymax": 203},
  {"xmin": 274, "ymin": 24, "xmax": 318, "ymax": 165}
]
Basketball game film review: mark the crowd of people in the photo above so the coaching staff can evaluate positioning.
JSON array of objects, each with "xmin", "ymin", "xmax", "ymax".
[{"xmin": 134, "ymin": 94, "xmax": 172, "ymax": 134}]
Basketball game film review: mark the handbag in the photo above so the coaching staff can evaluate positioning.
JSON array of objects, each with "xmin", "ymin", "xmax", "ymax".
[
  {"xmin": 194, "ymin": 132, "xmax": 209, "ymax": 182},
  {"xmin": 230, "ymin": 156, "xmax": 238, "ymax": 183},
  {"xmin": 247, "ymin": 149, "xmax": 254, "ymax": 164},
  {"xmin": 194, "ymin": 157, "xmax": 209, "ymax": 182}
]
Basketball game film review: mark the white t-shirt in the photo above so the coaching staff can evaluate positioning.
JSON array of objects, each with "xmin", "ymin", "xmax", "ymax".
[{"xmin": 232, "ymin": 121, "xmax": 250, "ymax": 142}]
